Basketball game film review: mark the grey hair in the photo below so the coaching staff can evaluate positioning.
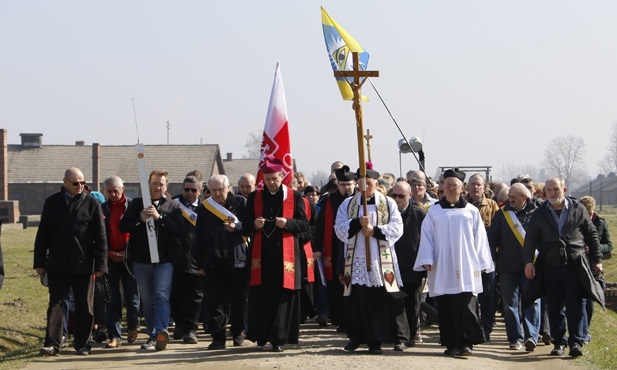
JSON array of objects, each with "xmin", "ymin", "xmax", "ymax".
[
  {"xmin": 209, "ymin": 174, "xmax": 230, "ymax": 188},
  {"xmin": 103, "ymin": 175, "xmax": 123, "ymax": 188},
  {"xmin": 469, "ymin": 173, "xmax": 486, "ymax": 184},
  {"xmin": 509, "ymin": 183, "xmax": 530, "ymax": 198}
]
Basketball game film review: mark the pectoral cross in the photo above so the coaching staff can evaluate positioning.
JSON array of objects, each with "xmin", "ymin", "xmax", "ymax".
[{"xmin": 334, "ymin": 52, "xmax": 379, "ymax": 271}]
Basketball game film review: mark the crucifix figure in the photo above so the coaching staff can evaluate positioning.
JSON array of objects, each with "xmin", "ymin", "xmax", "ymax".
[
  {"xmin": 364, "ymin": 129, "xmax": 374, "ymax": 163},
  {"xmin": 334, "ymin": 52, "xmax": 379, "ymax": 271}
]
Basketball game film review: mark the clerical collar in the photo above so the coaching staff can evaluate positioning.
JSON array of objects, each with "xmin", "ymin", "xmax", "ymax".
[
  {"xmin": 364, "ymin": 194, "xmax": 376, "ymax": 205},
  {"xmin": 439, "ymin": 196, "xmax": 467, "ymax": 209}
]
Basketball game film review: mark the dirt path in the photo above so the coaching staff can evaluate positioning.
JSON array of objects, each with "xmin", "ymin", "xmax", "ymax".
[{"xmin": 20, "ymin": 318, "xmax": 583, "ymax": 370}]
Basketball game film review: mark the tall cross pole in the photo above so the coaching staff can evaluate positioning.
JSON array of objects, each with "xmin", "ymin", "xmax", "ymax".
[
  {"xmin": 364, "ymin": 129, "xmax": 374, "ymax": 163},
  {"xmin": 334, "ymin": 52, "xmax": 379, "ymax": 271}
]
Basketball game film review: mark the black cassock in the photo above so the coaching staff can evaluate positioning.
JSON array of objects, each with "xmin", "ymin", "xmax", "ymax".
[{"xmin": 243, "ymin": 186, "xmax": 310, "ymax": 346}]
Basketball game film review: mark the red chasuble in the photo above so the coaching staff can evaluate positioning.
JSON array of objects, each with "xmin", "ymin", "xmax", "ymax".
[
  {"xmin": 302, "ymin": 197, "xmax": 315, "ymax": 283},
  {"xmin": 251, "ymin": 186, "xmax": 297, "ymax": 290}
]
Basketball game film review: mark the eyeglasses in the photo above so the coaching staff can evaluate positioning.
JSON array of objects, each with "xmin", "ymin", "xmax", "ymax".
[
  {"xmin": 183, "ymin": 188, "xmax": 198, "ymax": 193},
  {"xmin": 66, "ymin": 179, "xmax": 86, "ymax": 186},
  {"xmin": 390, "ymin": 194, "xmax": 407, "ymax": 199}
]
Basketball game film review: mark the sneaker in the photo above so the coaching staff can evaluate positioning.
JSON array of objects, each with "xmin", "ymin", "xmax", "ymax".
[
  {"xmin": 459, "ymin": 347, "xmax": 473, "ymax": 356},
  {"xmin": 127, "ymin": 329, "xmax": 139, "ymax": 343},
  {"xmin": 524, "ymin": 339, "xmax": 536, "ymax": 352},
  {"xmin": 509, "ymin": 342, "xmax": 522, "ymax": 350},
  {"xmin": 39, "ymin": 346, "xmax": 59, "ymax": 356},
  {"xmin": 140, "ymin": 338, "xmax": 156, "ymax": 350},
  {"xmin": 271, "ymin": 344, "xmax": 284, "ymax": 352},
  {"xmin": 393, "ymin": 342, "xmax": 407, "ymax": 351},
  {"xmin": 105, "ymin": 339, "xmax": 121, "ymax": 348},
  {"xmin": 183, "ymin": 330, "xmax": 198, "ymax": 344},
  {"xmin": 76, "ymin": 347, "xmax": 90, "ymax": 356},
  {"xmin": 569, "ymin": 343, "xmax": 583, "ymax": 357},
  {"xmin": 316, "ymin": 314, "xmax": 327, "ymax": 327},
  {"xmin": 583, "ymin": 333, "xmax": 592, "ymax": 344},
  {"xmin": 550, "ymin": 344, "xmax": 566, "ymax": 356},
  {"xmin": 414, "ymin": 333, "xmax": 423, "ymax": 344},
  {"xmin": 61, "ymin": 336, "xmax": 69, "ymax": 348},
  {"xmin": 155, "ymin": 330, "xmax": 170, "ymax": 351},
  {"xmin": 542, "ymin": 333, "xmax": 552, "ymax": 345}
]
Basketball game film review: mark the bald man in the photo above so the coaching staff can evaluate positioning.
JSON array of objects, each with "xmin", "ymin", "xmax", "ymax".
[{"xmin": 34, "ymin": 167, "xmax": 108, "ymax": 356}]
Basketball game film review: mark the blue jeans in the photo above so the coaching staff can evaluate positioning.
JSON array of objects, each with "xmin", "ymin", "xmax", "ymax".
[
  {"xmin": 106, "ymin": 260, "xmax": 140, "ymax": 342},
  {"xmin": 134, "ymin": 262, "xmax": 173, "ymax": 338},
  {"xmin": 500, "ymin": 271, "xmax": 540, "ymax": 344},
  {"xmin": 543, "ymin": 264, "xmax": 585, "ymax": 347}
]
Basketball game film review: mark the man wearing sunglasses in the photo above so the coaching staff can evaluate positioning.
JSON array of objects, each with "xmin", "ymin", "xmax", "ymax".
[
  {"xmin": 170, "ymin": 176, "xmax": 204, "ymax": 345},
  {"xmin": 34, "ymin": 167, "xmax": 108, "ymax": 356}
]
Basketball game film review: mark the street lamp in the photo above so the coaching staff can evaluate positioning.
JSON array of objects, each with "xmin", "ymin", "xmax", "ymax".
[{"xmin": 398, "ymin": 137, "xmax": 423, "ymax": 177}]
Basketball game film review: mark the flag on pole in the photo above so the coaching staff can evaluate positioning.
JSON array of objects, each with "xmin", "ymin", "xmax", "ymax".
[
  {"xmin": 321, "ymin": 6, "xmax": 370, "ymax": 101},
  {"xmin": 255, "ymin": 62, "xmax": 294, "ymax": 190}
]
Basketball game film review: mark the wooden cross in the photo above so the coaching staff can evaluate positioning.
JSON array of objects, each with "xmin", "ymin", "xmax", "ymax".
[
  {"xmin": 334, "ymin": 52, "xmax": 379, "ymax": 271},
  {"xmin": 364, "ymin": 129, "xmax": 374, "ymax": 163}
]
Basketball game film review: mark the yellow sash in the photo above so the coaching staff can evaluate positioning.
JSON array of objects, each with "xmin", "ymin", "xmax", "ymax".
[
  {"xmin": 175, "ymin": 199, "xmax": 197, "ymax": 227},
  {"xmin": 202, "ymin": 198, "xmax": 248, "ymax": 244},
  {"xmin": 501, "ymin": 206, "xmax": 525, "ymax": 247}
]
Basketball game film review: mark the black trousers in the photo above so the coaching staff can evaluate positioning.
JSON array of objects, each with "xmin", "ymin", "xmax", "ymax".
[
  {"xmin": 45, "ymin": 273, "xmax": 94, "ymax": 351},
  {"xmin": 206, "ymin": 268, "xmax": 249, "ymax": 339},
  {"xmin": 400, "ymin": 282, "xmax": 422, "ymax": 339},
  {"xmin": 170, "ymin": 273, "xmax": 205, "ymax": 332},
  {"xmin": 436, "ymin": 292, "xmax": 486, "ymax": 350}
]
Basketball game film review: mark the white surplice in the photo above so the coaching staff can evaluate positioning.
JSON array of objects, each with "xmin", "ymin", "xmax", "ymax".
[
  {"xmin": 413, "ymin": 203, "xmax": 494, "ymax": 297},
  {"xmin": 334, "ymin": 195, "xmax": 404, "ymax": 287}
]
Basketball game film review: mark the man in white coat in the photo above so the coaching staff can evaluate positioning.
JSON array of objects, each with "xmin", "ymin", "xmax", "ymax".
[{"xmin": 413, "ymin": 168, "xmax": 494, "ymax": 357}]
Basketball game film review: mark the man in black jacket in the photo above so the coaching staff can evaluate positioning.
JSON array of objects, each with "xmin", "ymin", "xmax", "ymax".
[
  {"xmin": 170, "ymin": 176, "xmax": 205, "ymax": 344},
  {"xmin": 391, "ymin": 181, "xmax": 426, "ymax": 349},
  {"xmin": 119, "ymin": 169, "xmax": 183, "ymax": 352},
  {"xmin": 196, "ymin": 174, "xmax": 249, "ymax": 350},
  {"xmin": 34, "ymin": 167, "xmax": 108, "ymax": 356},
  {"xmin": 524, "ymin": 177, "xmax": 603, "ymax": 358}
]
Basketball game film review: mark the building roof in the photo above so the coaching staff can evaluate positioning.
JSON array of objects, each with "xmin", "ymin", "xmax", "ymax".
[
  {"xmin": 7, "ymin": 144, "xmax": 223, "ymax": 184},
  {"xmin": 222, "ymin": 158, "xmax": 260, "ymax": 185}
]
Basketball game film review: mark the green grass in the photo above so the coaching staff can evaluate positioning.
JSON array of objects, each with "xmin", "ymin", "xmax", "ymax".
[{"xmin": 0, "ymin": 228, "xmax": 47, "ymax": 369}]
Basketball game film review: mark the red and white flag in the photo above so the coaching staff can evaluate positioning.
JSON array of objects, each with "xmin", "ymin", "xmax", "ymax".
[{"xmin": 255, "ymin": 62, "xmax": 294, "ymax": 189}]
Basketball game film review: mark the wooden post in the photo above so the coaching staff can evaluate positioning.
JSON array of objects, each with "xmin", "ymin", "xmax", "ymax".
[{"xmin": 334, "ymin": 52, "xmax": 379, "ymax": 271}]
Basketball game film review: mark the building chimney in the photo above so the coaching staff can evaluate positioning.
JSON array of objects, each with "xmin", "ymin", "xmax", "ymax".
[
  {"xmin": 19, "ymin": 133, "xmax": 43, "ymax": 148},
  {"xmin": 92, "ymin": 143, "xmax": 100, "ymax": 192},
  {"xmin": 0, "ymin": 129, "xmax": 7, "ymax": 200},
  {"xmin": 226, "ymin": 152, "xmax": 233, "ymax": 161},
  {"xmin": 75, "ymin": 140, "xmax": 85, "ymax": 146}
]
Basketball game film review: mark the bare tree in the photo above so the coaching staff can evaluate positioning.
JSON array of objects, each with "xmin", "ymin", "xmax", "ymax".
[
  {"xmin": 541, "ymin": 135, "xmax": 587, "ymax": 186},
  {"xmin": 599, "ymin": 121, "xmax": 617, "ymax": 174},
  {"xmin": 498, "ymin": 163, "xmax": 540, "ymax": 183},
  {"xmin": 243, "ymin": 130, "xmax": 262, "ymax": 159},
  {"xmin": 309, "ymin": 170, "xmax": 330, "ymax": 187}
]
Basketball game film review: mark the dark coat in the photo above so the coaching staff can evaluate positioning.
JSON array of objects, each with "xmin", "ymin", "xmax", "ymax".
[
  {"xmin": 195, "ymin": 193, "xmax": 248, "ymax": 271},
  {"xmin": 33, "ymin": 188, "xmax": 108, "ymax": 275},
  {"xmin": 171, "ymin": 195, "xmax": 202, "ymax": 275},
  {"xmin": 119, "ymin": 196, "xmax": 184, "ymax": 266},
  {"xmin": 592, "ymin": 214, "xmax": 612, "ymax": 259},
  {"xmin": 394, "ymin": 203, "xmax": 426, "ymax": 284},
  {"xmin": 488, "ymin": 200, "xmax": 537, "ymax": 272}
]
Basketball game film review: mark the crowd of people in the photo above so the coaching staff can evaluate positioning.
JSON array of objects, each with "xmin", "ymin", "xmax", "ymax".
[{"xmin": 32, "ymin": 159, "xmax": 612, "ymax": 359}]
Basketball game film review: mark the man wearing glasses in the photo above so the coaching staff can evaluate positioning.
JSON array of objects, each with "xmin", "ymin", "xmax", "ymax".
[
  {"xmin": 34, "ymin": 167, "xmax": 108, "ymax": 356},
  {"xmin": 170, "ymin": 176, "xmax": 204, "ymax": 345}
]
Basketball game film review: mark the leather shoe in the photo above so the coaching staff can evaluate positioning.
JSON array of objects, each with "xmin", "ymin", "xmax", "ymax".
[
  {"xmin": 272, "ymin": 344, "xmax": 284, "ymax": 352},
  {"xmin": 393, "ymin": 342, "xmax": 406, "ymax": 351},
  {"xmin": 569, "ymin": 343, "xmax": 583, "ymax": 357},
  {"xmin": 208, "ymin": 341, "xmax": 226, "ymax": 350},
  {"xmin": 183, "ymin": 330, "xmax": 198, "ymax": 344},
  {"xmin": 173, "ymin": 326, "xmax": 184, "ymax": 340},
  {"xmin": 550, "ymin": 344, "xmax": 566, "ymax": 356},
  {"xmin": 40, "ymin": 346, "xmax": 59, "ymax": 356},
  {"xmin": 127, "ymin": 329, "xmax": 138, "ymax": 343},
  {"xmin": 316, "ymin": 315, "xmax": 327, "ymax": 327},
  {"xmin": 76, "ymin": 347, "xmax": 90, "ymax": 356},
  {"xmin": 367, "ymin": 346, "xmax": 382, "ymax": 355},
  {"xmin": 344, "ymin": 340, "xmax": 360, "ymax": 351},
  {"xmin": 542, "ymin": 333, "xmax": 552, "ymax": 345},
  {"xmin": 458, "ymin": 347, "xmax": 473, "ymax": 356},
  {"xmin": 105, "ymin": 339, "xmax": 121, "ymax": 348},
  {"xmin": 443, "ymin": 348, "xmax": 459, "ymax": 357},
  {"xmin": 233, "ymin": 336, "xmax": 245, "ymax": 346}
]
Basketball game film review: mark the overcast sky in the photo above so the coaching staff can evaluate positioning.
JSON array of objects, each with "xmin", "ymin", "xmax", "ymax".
[{"xmin": 1, "ymin": 1, "xmax": 615, "ymax": 183}]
